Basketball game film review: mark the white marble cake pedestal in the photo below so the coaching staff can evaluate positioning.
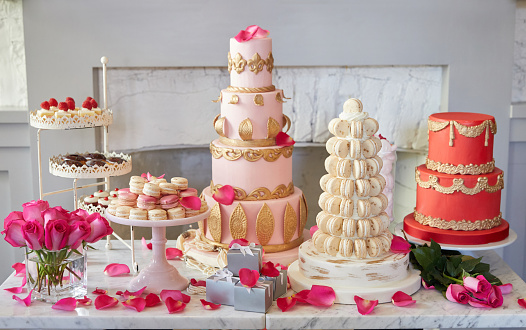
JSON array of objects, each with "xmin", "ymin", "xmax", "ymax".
[
  {"xmin": 106, "ymin": 210, "xmax": 210, "ymax": 293},
  {"xmin": 288, "ymin": 240, "xmax": 421, "ymax": 304}
]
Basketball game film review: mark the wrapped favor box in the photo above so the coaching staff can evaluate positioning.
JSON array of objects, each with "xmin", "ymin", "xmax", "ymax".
[
  {"xmin": 205, "ymin": 269, "xmax": 239, "ymax": 306},
  {"xmin": 262, "ymin": 269, "xmax": 288, "ymax": 300},
  {"xmin": 234, "ymin": 280, "xmax": 273, "ymax": 313},
  {"xmin": 227, "ymin": 244, "xmax": 263, "ymax": 276}
]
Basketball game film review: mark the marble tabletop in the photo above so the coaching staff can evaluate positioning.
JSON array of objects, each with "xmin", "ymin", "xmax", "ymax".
[{"xmin": 1, "ymin": 239, "xmax": 526, "ymax": 329}]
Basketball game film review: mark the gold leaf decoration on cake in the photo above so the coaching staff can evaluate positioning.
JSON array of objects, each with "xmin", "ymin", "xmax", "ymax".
[
  {"xmin": 210, "ymin": 142, "xmax": 293, "ymax": 162},
  {"xmin": 198, "ymin": 220, "xmax": 206, "ymax": 235},
  {"xmin": 239, "ymin": 118, "xmax": 253, "ymax": 141},
  {"xmin": 210, "ymin": 180, "xmax": 295, "ymax": 201},
  {"xmin": 256, "ymin": 203, "xmax": 275, "ymax": 246},
  {"xmin": 248, "ymin": 53, "xmax": 265, "ymax": 75},
  {"xmin": 208, "ymin": 203, "xmax": 222, "ymax": 242},
  {"xmin": 214, "ymin": 116, "xmax": 226, "ymax": 137},
  {"xmin": 229, "ymin": 203, "xmax": 247, "ymax": 239},
  {"xmin": 282, "ymin": 91, "xmax": 292, "ymax": 99},
  {"xmin": 428, "ymin": 119, "xmax": 497, "ymax": 147},
  {"xmin": 283, "ymin": 202, "xmax": 297, "ymax": 244},
  {"xmin": 254, "ymin": 94, "xmax": 264, "ymax": 106},
  {"xmin": 230, "ymin": 52, "xmax": 247, "ymax": 74},
  {"xmin": 228, "ymin": 95, "xmax": 239, "ymax": 104},
  {"xmin": 276, "ymin": 92, "xmax": 286, "ymax": 104},
  {"xmin": 425, "ymin": 158, "xmax": 495, "ymax": 175},
  {"xmin": 415, "ymin": 169, "xmax": 504, "ymax": 195},
  {"xmin": 413, "ymin": 210, "xmax": 502, "ymax": 231},
  {"xmin": 299, "ymin": 193, "xmax": 308, "ymax": 236},
  {"xmin": 227, "ymin": 85, "xmax": 276, "ymax": 93},
  {"xmin": 267, "ymin": 117, "xmax": 281, "ymax": 139},
  {"xmin": 212, "ymin": 92, "xmax": 222, "ymax": 103},
  {"xmin": 266, "ymin": 52, "xmax": 274, "ymax": 73},
  {"xmin": 227, "ymin": 52, "xmax": 232, "ymax": 73},
  {"xmin": 282, "ymin": 114, "xmax": 291, "ymax": 133}
]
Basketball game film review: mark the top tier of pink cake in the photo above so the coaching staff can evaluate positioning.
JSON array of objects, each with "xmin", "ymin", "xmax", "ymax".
[{"xmin": 229, "ymin": 37, "xmax": 273, "ymax": 89}]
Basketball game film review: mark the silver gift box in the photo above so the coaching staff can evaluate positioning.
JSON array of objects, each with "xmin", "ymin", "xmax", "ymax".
[
  {"xmin": 205, "ymin": 272, "xmax": 240, "ymax": 306},
  {"xmin": 226, "ymin": 245, "xmax": 263, "ymax": 276},
  {"xmin": 234, "ymin": 280, "xmax": 273, "ymax": 313},
  {"xmin": 262, "ymin": 269, "xmax": 288, "ymax": 300}
]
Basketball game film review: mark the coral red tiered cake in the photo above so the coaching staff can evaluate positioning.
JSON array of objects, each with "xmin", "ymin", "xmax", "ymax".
[{"xmin": 403, "ymin": 112, "xmax": 509, "ymax": 245}]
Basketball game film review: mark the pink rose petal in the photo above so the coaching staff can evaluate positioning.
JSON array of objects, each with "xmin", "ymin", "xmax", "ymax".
[
  {"xmin": 166, "ymin": 247, "xmax": 183, "ymax": 260},
  {"xmin": 165, "ymin": 297, "xmax": 186, "ymax": 313},
  {"xmin": 239, "ymin": 268, "xmax": 260, "ymax": 288},
  {"xmin": 277, "ymin": 296, "xmax": 297, "ymax": 312},
  {"xmin": 390, "ymin": 235, "xmax": 411, "ymax": 254},
  {"xmin": 354, "ymin": 295, "xmax": 378, "ymax": 315},
  {"xmin": 304, "ymin": 285, "xmax": 336, "ymax": 307},
  {"xmin": 52, "ymin": 297, "xmax": 77, "ymax": 311},
  {"xmin": 120, "ymin": 286, "xmax": 147, "ymax": 299},
  {"xmin": 200, "ymin": 299, "xmax": 221, "ymax": 310},
  {"xmin": 261, "ymin": 261, "xmax": 280, "ymax": 277},
  {"xmin": 228, "ymin": 238, "xmax": 249, "ymax": 248},
  {"xmin": 275, "ymin": 132, "xmax": 295, "ymax": 146},
  {"xmin": 422, "ymin": 278, "xmax": 435, "ymax": 290},
  {"xmin": 122, "ymin": 297, "xmax": 146, "ymax": 312},
  {"xmin": 145, "ymin": 293, "xmax": 161, "ymax": 307},
  {"xmin": 92, "ymin": 287, "xmax": 108, "ymax": 295},
  {"xmin": 13, "ymin": 289, "xmax": 33, "ymax": 307},
  {"xmin": 498, "ymin": 283, "xmax": 513, "ymax": 295},
  {"xmin": 212, "ymin": 185, "xmax": 235, "ymax": 205},
  {"xmin": 518, "ymin": 298, "xmax": 526, "ymax": 309},
  {"xmin": 180, "ymin": 196, "xmax": 201, "ymax": 210},
  {"xmin": 293, "ymin": 289, "xmax": 311, "ymax": 303},
  {"xmin": 104, "ymin": 263, "xmax": 130, "ymax": 276},
  {"xmin": 77, "ymin": 296, "xmax": 92, "ymax": 306},
  {"xmin": 4, "ymin": 286, "xmax": 26, "ymax": 294},
  {"xmin": 160, "ymin": 289, "xmax": 191, "ymax": 304},
  {"xmin": 95, "ymin": 294, "xmax": 119, "ymax": 310},
  {"xmin": 276, "ymin": 263, "xmax": 288, "ymax": 271},
  {"xmin": 12, "ymin": 262, "xmax": 25, "ymax": 277},
  {"xmin": 190, "ymin": 278, "xmax": 206, "ymax": 287},
  {"xmin": 141, "ymin": 237, "xmax": 152, "ymax": 250},
  {"xmin": 446, "ymin": 284, "xmax": 470, "ymax": 304},
  {"xmin": 309, "ymin": 225, "xmax": 318, "ymax": 238},
  {"xmin": 392, "ymin": 291, "xmax": 416, "ymax": 307}
]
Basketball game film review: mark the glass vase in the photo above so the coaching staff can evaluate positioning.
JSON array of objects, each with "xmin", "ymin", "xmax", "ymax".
[{"xmin": 25, "ymin": 247, "xmax": 87, "ymax": 303}]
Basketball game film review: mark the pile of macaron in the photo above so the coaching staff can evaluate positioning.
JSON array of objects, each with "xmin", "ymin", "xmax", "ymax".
[{"xmin": 107, "ymin": 174, "xmax": 208, "ymax": 221}]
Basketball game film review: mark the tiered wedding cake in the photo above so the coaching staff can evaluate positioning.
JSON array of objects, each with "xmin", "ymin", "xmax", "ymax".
[
  {"xmin": 199, "ymin": 26, "xmax": 308, "ymax": 256},
  {"xmin": 288, "ymin": 98, "xmax": 420, "ymax": 304},
  {"xmin": 403, "ymin": 112, "xmax": 510, "ymax": 245}
]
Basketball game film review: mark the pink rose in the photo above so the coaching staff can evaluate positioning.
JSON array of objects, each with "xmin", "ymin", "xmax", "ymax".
[
  {"xmin": 464, "ymin": 275, "xmax": 492, "ymax": 300},
  {"xmin": 2, "ymin": 219, "xmax": 26, "ymax": 247},
  {"xmin": 22, "ymin": 220, "xmax": 44, "ymax": 250},
  {"xmin": 446, "ymin": 284, "xmax": 470, "ymax": 304},
  {"xmin": 45, "ymin": 219, "xmax": 70, "ymax": 251},
  {"xmin": 4, "ymin": 211, "xmax": 23, "ymax": 230},
  {"xmin": 468, "ymin": 285, "xmax": 503, "ymax": 308},
  {"xmin": 67, "ymin": 221, "xmax": 91, "ymax": 249},
  {"xmin": 42, "ymin": 207, "xmax": 69, "ymax": 227},
  {"xmin": 22, "ymin": 200, "xmax": 49, "ymax": 225},
  {"xmin": 84, "ymin": 213, "xmax": 113, "ymax": 243},
  {"xmin": 69, "ymin": 209, "xmax": 89, "ymax": 222}
]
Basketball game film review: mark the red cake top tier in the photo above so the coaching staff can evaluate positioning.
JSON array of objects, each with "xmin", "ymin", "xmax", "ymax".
[{"xmin": 427, "ymin": 112, "xmax": 496, "ymax": 174}]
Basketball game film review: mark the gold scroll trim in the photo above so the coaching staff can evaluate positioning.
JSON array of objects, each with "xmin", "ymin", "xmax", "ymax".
[
  {"xmin": 210, "ymin": 180, "xmax": 294, "ymax": 201},
  {"xmin": 226, "ymin": 85, "xmax": 276, "ymax": 93},
  {"xmin": 200, "ymin": 233, "xmax": 304, "ymax": 253},
  {"xmin": 219, "ymin": 136, "xmax": 276, "ymax": 147},
  {"xmin": 415, "ymin": 169, "xmax": 504, "ymax": 195},
  {"xmin": 428, "ymin": 118, "xmax": 497, "ymax": 147},
  {"xmin": 425, "ymin": 158, "xmax": 495, "ymax": 175},
  {"xmin": 210, "ymin": 142, "xmax": 293, "ymax": 162},
  {"xmin": 414, "ymin": 210, "xmax": 502, "ymax": 231},
  {"xmin": 228, "ymin": 51, "xmax": 274, "ymax": 74}
]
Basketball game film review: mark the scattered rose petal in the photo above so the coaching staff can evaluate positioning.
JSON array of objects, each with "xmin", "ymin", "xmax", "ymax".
[
  {"xmin": 200, "ymin": 299, "xmax": 221, "ymax": 310},
  {"xmin": 141, "ymin": 237, "xmax": 152, "ymax": 250},
  {"xmin": 4, "ymin": 286, "xmax": 26, "ymax": 294},
  {"xmin": 92, "ymin": 287, "xmax": 108, "ymax": 295},
  {"xmin": 392, "ymin": 291, "xmax": 416, "ymax": 307},
  {"xmin": 293, "ymin": 289, "xmax": 311, "ymax": 303},
  {"xmin": 77, "ymin": 296, "xmax": 92, "ymax": 306},
  {"xmin": 213, "ymin": 185, "xmax": 235, "ymax": 205},
  {"xmin": 468, "ymin": 297, "xmax": 491, "ymax": 308},
  {"xmin": 145, "ymin": 293, "xmax": 161, "ymax": 307},
  {"xmin": 518, "ymin": 298, "xmax": 526, "ymax": 309},
  {"xmin": 13, "ymin": 289, "xmax": 33, "ymax": 307},
  {"xmin": 309, "ymin": 225, "xmax": 318, "ymax": 237},
  {"xmin": 160, "ymin": 289, "xmax": 191, "ymax": 303},
  {"xmin": 422, "ymin": 279, "xmax": 435, "ymax": 290},
  {"xmin": 122, "ymin": 297, "xmax": 146, "ymax": 312},
  {"xmin": 275, "ymin": 132, "xmax": 295, "ymax": 146},
  {"xmin": 354, "ymin": 295, "xmax": 378, "ymax": 315},
  {"xmin": 166, "ymin": 248, "xmax": 183, "ymax": 260},
  {"xmin": 120, "ymin": 286, "xmax": 147, "ymax": 299},
  {"xmin": 165, "ymin": 297, "xmax": 186, "ymax": 313},
  {"xmin": 277, "ymin": 296, "xmax": 297, "ymax": 312},
  {"xmin": 239, "ymin": 268, "xmax": 260, "ymax": 288},
  {"xmin": 190, "ymin": 278, "xmax": 206, "ymax": 287},
  {"xmin": 391, "ymin": 235, "xmax": 411, "ymax": 254},
  {"xmin": 180, "ymin": 196, "xmax": 201, "ymax": 210},
  {"xmin": 275, "ymin": 263, "xmax": 289, "ymax": 271},
  {"xmin": 304, "ymin": 285, "xmax": 336, "ymax": 307},
  {"xmin": 104, "ymin": 263, "xmax": 130, "ymax": 276},
  {"xmin": 115, "ymin": 290, "xmax": 124, "ymax": 296},
  {"xmin": 95, "ymin": 294, "xmax": 119, "ymax": 310},
  {"xmin": 228, "ymin": 238, "xmax": 249, "ymax": 248},
  {"xmin": 52, "ymin": 297, "xmax": 77, "ymax": 311},
  {"xmin": 446, "ymin": 284, "xmax": 470, "ymax": 304},
  {"xmin": 12, "ymin": 262, "xmax": 25, "ymax": 277},
  {"xmin": 261, "ymin": 261, "xmax": 280, "ymax": 277},
  {"xmin": 499, "ymin": 283, "xmax": 513, "ymax": 295}
]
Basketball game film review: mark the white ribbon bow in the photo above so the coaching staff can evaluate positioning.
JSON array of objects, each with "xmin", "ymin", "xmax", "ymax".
[
  {"xmin": 245, "ymin": 279, "xmax": 269, "ymax": 294},
  {"xmin": 230, "ymin": 242, "xmax": 256, "ymax": 256},
  {"xmin": 213, "ymin": 268, "xmax": 234, "ymax": 283}
]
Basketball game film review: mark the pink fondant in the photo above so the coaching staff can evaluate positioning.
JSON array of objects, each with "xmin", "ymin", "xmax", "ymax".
[
  {"xmin": 202, "ymin": 186, "xmax": 304, "ymax": 246},
  {"xmin": 211, "ymin": 140, "xmax": 293, "ymax": 193},
  {"xmin": 221, "ymin": 90, "xmax": 284, "ymax": 141},
  {"xmin": 229, "ymin": 38, "xmax": 273, "ymax": 88}
]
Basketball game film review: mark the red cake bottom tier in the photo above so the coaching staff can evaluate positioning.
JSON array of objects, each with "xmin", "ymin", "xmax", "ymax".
[{"xmin": 403, "ymin": 213, "xmax": 509, "ymax": 245}]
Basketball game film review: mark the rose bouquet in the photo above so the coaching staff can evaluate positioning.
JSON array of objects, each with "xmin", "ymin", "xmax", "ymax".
[{"xmin": 2, "ymin": 200, "xmax": 113, "ymax": 301}]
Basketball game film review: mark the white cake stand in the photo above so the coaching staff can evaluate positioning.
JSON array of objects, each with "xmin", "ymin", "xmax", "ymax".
[{"xmin": 106, "ymin": 210, "xmax": 210, "ymax": 293}]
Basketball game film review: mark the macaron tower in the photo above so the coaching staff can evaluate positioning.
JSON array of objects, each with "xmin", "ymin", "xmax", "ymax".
[{"xmin": 287, "ymin": 98, "xmax": 421, "ymax": 304}]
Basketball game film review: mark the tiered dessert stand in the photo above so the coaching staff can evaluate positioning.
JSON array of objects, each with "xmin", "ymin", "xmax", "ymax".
[{"xmin": 29, "ymin": 57, "xmax": 138, "ymax": 271}]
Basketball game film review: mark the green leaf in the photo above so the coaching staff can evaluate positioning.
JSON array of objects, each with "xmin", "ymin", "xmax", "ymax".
[
  {"xmin": 412, "ymin": 247, "xmax": 437, "ymax": 271},
  {"xmin": 472, "ymin": 262, "xmax": 490, "ymax": 274},
  {"xmin": 429, "ymin": 240, "xmax": 442, "ymax": 259},
  {"xmin": 460, "ymin": 257, "xmax": 482, "ymax": 273},
  {"xmin": 446, "ymin": 260, "xmax": 461, "ymax": 277}
]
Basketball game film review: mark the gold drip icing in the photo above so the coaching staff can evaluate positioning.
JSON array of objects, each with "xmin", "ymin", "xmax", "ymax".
[
  {"xmin": 226, "ymin": 85, "xmax": 276, "ymax": 93},
  {"xmin": 208, "ymin": 203, "xmax": 222, "ymax": 242},
  {"xmin": 210, "ymin": 142, "xmax": 293, "ymax": 162},
  {"xmin": 256, "ymin": 203, "xmax": 275, "ymax": 246},
  {"xmin": 428, "ymin": 118, "xmax": 497, "ymax": 147},
  {"xmin": 425, "ymin": 158, "xmax": 495, "ymax": 175},
  {"xmin": 267, "ymin": 117, "xmax": 281, "ymax": 138},
  {"xmin": 229, "ymin": 203, "xmax": 247, "ymax": 239},
  {"xmin": 415, "ymin": 169, "xmax": 504, "ymax": 195},
  {"xmin": 414, "ymin": 210, "xmax": 502, "ymax": 231},
  {"xmin": 284, "ymin": 202, "xmax": 297, "ymax": 244},
  {"xmin": 239, "ymin": 118, "xmax": 253, "ymax": 141},
  {"xmin": 210, "ymin": 180, "xmax": 294, "ymax": 201}
]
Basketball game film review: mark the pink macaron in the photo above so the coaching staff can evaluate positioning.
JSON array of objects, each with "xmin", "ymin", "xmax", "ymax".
[
  {"xmin": 179, "ymin": 187, "xmax": 198, "ymax": 198},
  {"xmin": 137, "ymin": 195, "xmax": 158, "ymax": 210},
  {"xmin": 160, "ymin": 195, "xmax": 179, "ymax": 209},
  {"xmin": 118, "ymin": 191, "xmax": 138, "ymax": 206}
]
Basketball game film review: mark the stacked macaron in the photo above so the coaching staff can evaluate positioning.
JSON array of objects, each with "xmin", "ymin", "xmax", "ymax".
[{"xmin": 106, "ymin": 175, "xmax": 208, "ymax": 220}]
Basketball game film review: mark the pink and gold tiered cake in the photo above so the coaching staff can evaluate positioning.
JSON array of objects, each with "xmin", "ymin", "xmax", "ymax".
[{"xmin": 199, "ymin": 26, "xmax": 308, "ymax": 254}]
